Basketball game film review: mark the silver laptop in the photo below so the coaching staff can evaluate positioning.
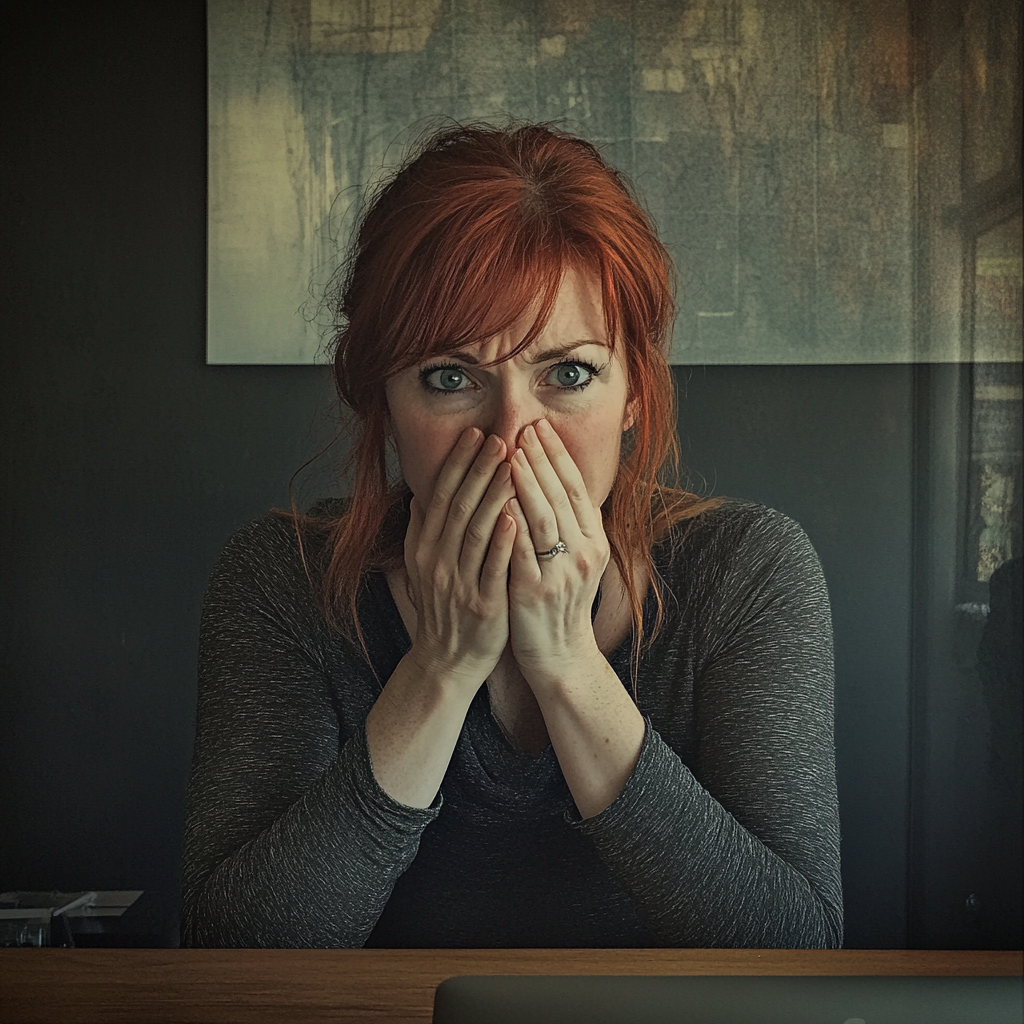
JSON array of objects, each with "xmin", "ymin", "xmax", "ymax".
[{"xmin": 432, "ymin": 974, "xmax": 1022, "ymax": 1024}]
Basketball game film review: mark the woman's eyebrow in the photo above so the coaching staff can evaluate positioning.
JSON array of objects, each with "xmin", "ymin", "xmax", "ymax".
[
  {"xmin": 526, "ymin": 341, "xmax": 608, "ymax": 364},
  {"xmin": 442, "ymin": 341, "xmax": 608, "ymax": 366}
]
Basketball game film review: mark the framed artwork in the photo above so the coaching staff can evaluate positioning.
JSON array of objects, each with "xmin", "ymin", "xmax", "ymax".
[{"xmin": 208, "ymin": 0, "xmax": 1021, "ymax": 367}]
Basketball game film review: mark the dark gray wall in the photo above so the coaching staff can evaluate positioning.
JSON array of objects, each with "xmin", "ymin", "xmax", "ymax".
[
  {"xmin": 679, "ymin": 364, "xmax": 916, "ymax": 948},
  {"xmin": 1, "ymin": 1, "xmax": 333, "ymax": 894},
  {"xmin": 1, "ymin": 2, "xmax": 1017, "ymax": 950}
]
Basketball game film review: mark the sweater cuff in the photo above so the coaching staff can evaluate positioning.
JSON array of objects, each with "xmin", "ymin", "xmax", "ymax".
[
  {"xmin": 330, "ymin": 724, "xmax": 442, "ymax": 842},
  {"xmin": 567, "ymin": 717, "xmax": 663, "ymax": 834}
]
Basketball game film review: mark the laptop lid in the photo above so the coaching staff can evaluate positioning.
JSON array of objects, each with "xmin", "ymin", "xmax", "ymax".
[{"xmin": 432, "ymin": 974, "xmax": 1023, "ymax": 1024}]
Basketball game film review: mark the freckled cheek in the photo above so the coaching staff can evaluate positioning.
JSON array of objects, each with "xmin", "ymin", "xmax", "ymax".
[
  {"xmin": 557, "ymin": 423, "xmax": 623, "ymax": 504},
  {"xmin": 392, "ymin": 421, "xmax": 458, "ymax": 500}
]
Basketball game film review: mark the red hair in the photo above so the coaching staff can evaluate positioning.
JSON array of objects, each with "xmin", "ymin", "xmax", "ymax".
[{"xmin": 306, "ymin": 122, "xmax": 719, "ymax": 673}]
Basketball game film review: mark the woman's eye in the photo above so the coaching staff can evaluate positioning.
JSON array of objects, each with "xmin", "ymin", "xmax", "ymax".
[
  {"xmin": 423, "ymin": 366, "xmax": 470, "ymax": 392},
  {"xmin": 420, "ymin": 360, "xmax": 599, "ymax": 395},
  {"xmin": 548, "ymin": 362, "xmax": 594, "ymax": 390}
]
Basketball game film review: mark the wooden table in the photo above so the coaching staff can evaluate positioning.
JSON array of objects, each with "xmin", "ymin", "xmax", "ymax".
[{"xmin": 1, "ymin": 948, "xmax": 1020, "ymax": 1023}]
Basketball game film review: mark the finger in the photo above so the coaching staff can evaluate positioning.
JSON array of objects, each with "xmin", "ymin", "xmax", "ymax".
[
  {"xmin": 511, "ymin": 445, "xmax": 562, "ymax": 553},
  {"xmin": 506, "ymin": 496, "xmax": 543, "ymax": 584},
  {"xmin": 459, "ymin": 459, "xmax": 515, "ymax": 576},
  {"xmin": 521, "ymin": 419, "xmax": 600, "ymax": 538},
  {"xmin": 405, "ymin": 495, "xmax": 425, "ymax": 590},
  {"xmin": 419, "ymin": 427, "xmax": 484, "ymax": 546},
  {"xmin": 478, "ymin": 511, "xmax": 516, "ymax": 602},
  {"xmin": 436, "ymin": 434, "xmax": 509, "ymax": 561}
]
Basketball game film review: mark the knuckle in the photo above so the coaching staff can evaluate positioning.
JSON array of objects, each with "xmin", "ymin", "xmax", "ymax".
[
  {"xmin": 428, "ymin": 490, "xmax": 449, "ymax": 514},
  {"xmin": 576, "ymin": 545, "xmax": 608, "ymax": 576},
  {"xmin": 551, "ymin": 493, "xmax": 573, "ymax": 514},
  {"xmin": 465, "ymin": 521, "xmax": 489, "ymax": 547},
  {"xmin": 534, "ymin": 513, "xmax": 556, "ymax": 537},
  {"xmin": 471, "ymin": 456, "xmax": 496, "ymax": 479},
  {"xmin": 450, "ymin": 496, "xmax": 476, "ymax": 521}
]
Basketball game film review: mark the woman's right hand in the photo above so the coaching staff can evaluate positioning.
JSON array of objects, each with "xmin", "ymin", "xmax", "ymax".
[{"xmin": 404, "ymin": 427, "xmax": 517, "ymax": 691}]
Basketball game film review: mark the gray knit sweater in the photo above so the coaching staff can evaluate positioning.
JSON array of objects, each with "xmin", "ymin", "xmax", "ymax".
[{"xmin": 181, "ymin": 500, "xmax": 842, "ymax": 949}]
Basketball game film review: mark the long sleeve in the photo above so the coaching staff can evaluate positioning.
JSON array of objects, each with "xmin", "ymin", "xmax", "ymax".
[
  {"xmin": 575, "ymin": 505, "xmax": 843, "ymax": 948},
  {"xmin": 180, "ymin": 515, "xmax": 439, "ymax": 948},
  {"xmin": 182, "ymin": 504, "xmax": 842, "ymax": 949}
]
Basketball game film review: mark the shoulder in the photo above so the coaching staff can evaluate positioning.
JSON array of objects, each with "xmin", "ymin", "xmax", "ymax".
[
  {"xmin": 212, "ymin": 511, "xmax": 313, "ymax": 586},
  {"xmin": 203, "ymin": 507, "xmax": 340, "ymax": 634},
  {"xmin": 212, "ymin": 501, "xmax": 342, "ymax": 579},
  {"xmin": 642, "ymin": 504, "xmax": 834, "ymax": 705},
  {"xmin": 653, "ymin": 500, "xmax": 829, "ymax": 622},
  {"xmin": 657, "ymin": 499, "xmax": 820, "ymax": 573}
]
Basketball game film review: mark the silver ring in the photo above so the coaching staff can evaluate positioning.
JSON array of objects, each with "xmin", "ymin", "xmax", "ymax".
[{"xmin": 535, "ymin": 540, "xmax": 569, "ymax": 561}]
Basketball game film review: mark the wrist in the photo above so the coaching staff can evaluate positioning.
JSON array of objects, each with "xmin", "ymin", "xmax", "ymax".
[
  {"xmin": 515, "ymin": 636, "xmax": 605, "ymax": 694},
  {"xmin": 405, "ymin": 644, "xmax": 496, "ymax": 694}
]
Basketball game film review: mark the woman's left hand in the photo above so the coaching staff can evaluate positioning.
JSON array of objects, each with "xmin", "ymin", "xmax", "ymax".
[{"xmin": 506, "ymin": 418, "xmax": 609, "ymax": 683}]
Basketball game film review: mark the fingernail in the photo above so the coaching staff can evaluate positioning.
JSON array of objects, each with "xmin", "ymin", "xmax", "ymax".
[
  {"xmin": 522, "ymin": 425, "xmax": 537, "ymax": 446},
  {"xmin": 508, "ymin": 498, "xmax": 522, "ymax": 516},
  {"xmin": 513, "ymin": 447, "xmax": 527, "ymax": 465},
  {"xmin": 484, "ymin": 434, "xmax": 501, "ymax": 455},
  {"xmin": 535, "ymin": 418, "xmax": 553, "ymax": 438},
  {"xmin": 460, "ymin": 427, "xmax": 481, "ymax": 448}
]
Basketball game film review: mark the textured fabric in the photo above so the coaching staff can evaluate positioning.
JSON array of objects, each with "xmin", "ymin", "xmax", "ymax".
[{"xmin": 181, "ymin": 500, "xmax": 843, "ymax": 949}]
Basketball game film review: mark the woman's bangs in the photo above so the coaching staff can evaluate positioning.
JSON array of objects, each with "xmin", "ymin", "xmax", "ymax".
[{"xmin": 409, "ymin": 240, "xmax": 568, "ymax": 367}]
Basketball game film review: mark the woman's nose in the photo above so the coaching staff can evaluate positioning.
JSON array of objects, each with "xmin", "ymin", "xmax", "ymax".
[{"xmin": 486, "ymin": 391, "xmax": 536, "ymax": 459}]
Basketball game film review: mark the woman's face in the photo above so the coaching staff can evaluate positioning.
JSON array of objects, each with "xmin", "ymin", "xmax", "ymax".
[{"xmin": 385, "ymin": 266, "xmax": 635, "ymax": 507}]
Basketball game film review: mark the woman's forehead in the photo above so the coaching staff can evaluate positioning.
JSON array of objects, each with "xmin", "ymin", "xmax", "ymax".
[
  {"xmin": 441, "ymin": 336, "xmax": 612, "ymax": 369},
  {"xmin": 430, "ymin": 267, "xmax": 610, "ymax": 363}
]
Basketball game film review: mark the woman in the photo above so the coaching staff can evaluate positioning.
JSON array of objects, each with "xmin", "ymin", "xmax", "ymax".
[{"xmin": 182, "ymin": 123, "xmax": 843, "ymax": 949}]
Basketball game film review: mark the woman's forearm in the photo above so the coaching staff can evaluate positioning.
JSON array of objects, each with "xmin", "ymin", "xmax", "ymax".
[
  {"xmin": 527, "ymin": 644, "xmax": 646, "ymax": 819},
  {"xmin": 574, "ymin": 726, "xmax": 844, "ymax": 949},
  {"xmin": 364, "ymin": 652, "xmax": 478, "ymax": 808},
  {"xmin": 182, "ymin": 721, "xmax": 441, "ymax": 948},
  {"xmin": 184, "ymin": 652, "xmax": 479, "ymax": 947}
]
